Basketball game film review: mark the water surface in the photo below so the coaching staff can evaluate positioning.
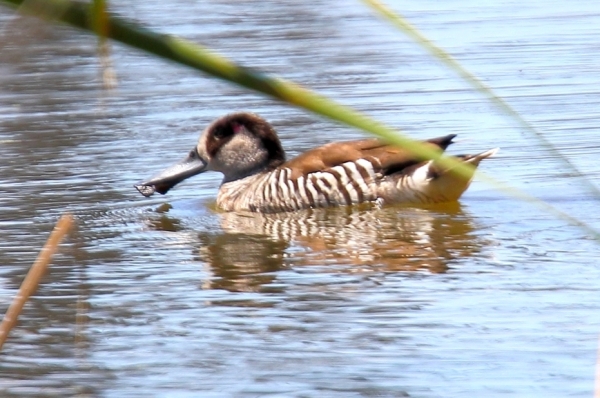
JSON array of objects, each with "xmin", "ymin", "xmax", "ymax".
[{"xmin": 1, "ymin": 1, "xmax": 599, "ymax": 397}]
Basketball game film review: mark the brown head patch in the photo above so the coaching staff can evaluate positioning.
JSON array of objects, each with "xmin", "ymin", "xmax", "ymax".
[{"xmin": 205, "ymin": 116, "xmax": 236, "ymax": 158}]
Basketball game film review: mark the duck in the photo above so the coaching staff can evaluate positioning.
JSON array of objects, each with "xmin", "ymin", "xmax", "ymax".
[{"xmin": 135, "ymin": 112, "xmax": 498, "ymax": 213}]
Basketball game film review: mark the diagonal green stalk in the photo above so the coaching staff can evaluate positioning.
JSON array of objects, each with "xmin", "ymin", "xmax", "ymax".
[
  {"xmin": 1, "ymin": 0, "xmax": 599, "ymax": 240},
  {"xmin": 363, "ymin": 0, "xmax": 600, "ymax": 200},
  {"xmin": 0, "ymin": 0, "xmax": 472, "ymax": 180}
]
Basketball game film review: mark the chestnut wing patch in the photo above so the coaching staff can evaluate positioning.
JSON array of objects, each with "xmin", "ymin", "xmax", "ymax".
[{"xmin": 284, "ymin": 135, "xmax": 456, "ymax": 180}]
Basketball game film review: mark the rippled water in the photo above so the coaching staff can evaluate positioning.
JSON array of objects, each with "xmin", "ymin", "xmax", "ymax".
[{"xmin": 1, "ymin": 1, "xmax": 600, "ymax": 397}]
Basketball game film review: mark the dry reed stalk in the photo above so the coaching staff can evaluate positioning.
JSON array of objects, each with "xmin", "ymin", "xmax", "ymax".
[{"xmin": 0, "ymin": 213, "xmax": 74, "ymax": 351}]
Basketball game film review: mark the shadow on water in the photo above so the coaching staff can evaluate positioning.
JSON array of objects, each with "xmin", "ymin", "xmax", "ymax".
[{"xmin": 144, "ymin": 202, "xmax": 489, "ymax": 293}]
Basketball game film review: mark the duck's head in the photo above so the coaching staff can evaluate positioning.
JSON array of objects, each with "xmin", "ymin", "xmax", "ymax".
[{"xmin": 135, "ymin": 112, "xmax": 286, "ymax": 197}]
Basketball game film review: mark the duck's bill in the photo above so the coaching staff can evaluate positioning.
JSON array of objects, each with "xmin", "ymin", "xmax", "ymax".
[{"xmin": 135, "ymin": 148, "xmax": 207, "ymax": 197}]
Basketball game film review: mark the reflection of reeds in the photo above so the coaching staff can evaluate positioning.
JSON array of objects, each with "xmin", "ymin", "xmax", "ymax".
[
  {"xmin": 0, "ymin": 213, "xmax": 74, "ymax": 351},
  {"xmin": 92, "ymin": 0, "xmax": 117, "ymax": 89}
]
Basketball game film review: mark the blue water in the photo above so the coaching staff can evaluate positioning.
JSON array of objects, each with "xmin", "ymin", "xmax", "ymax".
[{"xmin": 0, "ymin": 1, "xmax": 599, "ymax": 397}]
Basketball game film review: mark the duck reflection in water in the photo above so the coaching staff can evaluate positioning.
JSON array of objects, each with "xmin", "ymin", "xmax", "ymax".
[{"xmin": 147, "ymin": 202, "xmax": 488, "ymax": 292}]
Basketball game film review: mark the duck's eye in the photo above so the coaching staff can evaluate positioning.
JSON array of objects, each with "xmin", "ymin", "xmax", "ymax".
[{"xmin": 213, "ymin": 125, "xmax": 232, "ymax": 140}]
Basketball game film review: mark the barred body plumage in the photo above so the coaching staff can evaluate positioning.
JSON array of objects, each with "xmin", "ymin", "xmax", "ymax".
[{"xmin": 218, "ymin": 158, "xmax": 380, "ymax": 213}]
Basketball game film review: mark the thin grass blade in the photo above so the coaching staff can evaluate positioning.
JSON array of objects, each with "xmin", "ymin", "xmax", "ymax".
[{"xmin": 363, "ymin": 0, "xmax": 600, "ymax": 200}]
